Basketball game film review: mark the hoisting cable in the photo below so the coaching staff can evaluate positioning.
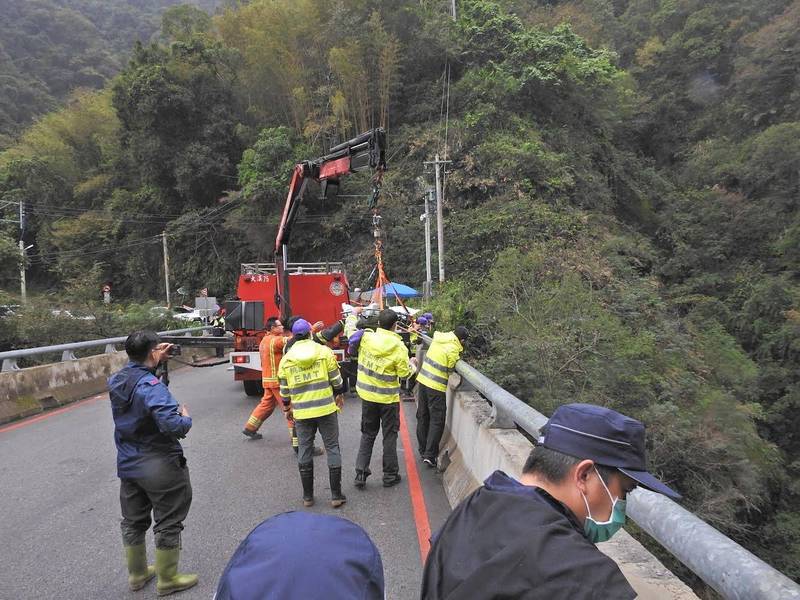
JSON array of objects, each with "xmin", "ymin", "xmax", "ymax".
[{"xmin": 168, "ymin": 357, "xmax": 230, "ymax": 368}]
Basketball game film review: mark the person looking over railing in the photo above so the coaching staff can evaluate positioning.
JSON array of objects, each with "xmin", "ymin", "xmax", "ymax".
[
  {"xmin": 416, "ymin": 326, "xmax": 469, "ymax": 468},
  {"xmin": 420, "ymin": 403, "xmax": 681, "ymax": 600}
]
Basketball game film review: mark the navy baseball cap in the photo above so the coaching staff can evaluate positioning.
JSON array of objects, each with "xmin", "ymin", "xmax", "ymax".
[
  {"xmin": 539, "ymin": 403, "xmax": 681, "ymax": 499},
  {"xmin": 291, "ymin": 318, "xmax": 311, "ymax": 335},
  {"xmin": 215, "ymin": 512, "xmax": 384, "ymax": 600}
]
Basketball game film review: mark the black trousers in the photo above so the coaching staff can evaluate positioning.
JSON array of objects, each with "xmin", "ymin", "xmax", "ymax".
[
  {"xmin": 119, "ymin": 457, "xmax": 192, "ymax": 549},
  {"xmin": 402, "ymin": 373, "xmax": 418, "ymax": 395},
  {"xmin": 355, "ymin": 400, "xmax": 399, "ymax": 480},
  {"xmin": 416, "ymin": 384, "xmax": 447, "ymax": 461},
  {"xmin": 295, "ymin": 411, "xmax": 342, "ymax": 468}
]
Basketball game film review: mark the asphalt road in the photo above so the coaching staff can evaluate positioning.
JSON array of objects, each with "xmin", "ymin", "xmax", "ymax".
[{"xmin": 0, "ymin": 363, "xmax": 453, "ymax": 600}]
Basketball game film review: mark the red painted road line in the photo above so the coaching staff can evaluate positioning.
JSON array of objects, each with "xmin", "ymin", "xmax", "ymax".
[
  {"xmin": 0, "ymin": 392, "xmax": 106, "ymax": 434},
  {"xmin": 399, "ymin": 402, "xmax": 432, "ymax": 564}
]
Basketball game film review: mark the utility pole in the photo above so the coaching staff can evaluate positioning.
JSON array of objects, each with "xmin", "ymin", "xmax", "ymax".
[
  {"xmin": 162, "ymin": 231, "xmax": 171, "ymax": 308},
  {"xmin": 434, "ymin": 155, "xmax": 445, "ymax": 283},
  {"xmin": 424, "ymin": 154, "xmax": 452, "ymax": 283},
  {"xmin": 423, "ymin": 187, "xmax": 433, "ymax": 300},
  {"xmin": 451, "ymin": 0, "xmax": 457, "ymax": 19},
  {"xmin": 19, "ymin": 201, "xmax": 26, "ymax": 303}
]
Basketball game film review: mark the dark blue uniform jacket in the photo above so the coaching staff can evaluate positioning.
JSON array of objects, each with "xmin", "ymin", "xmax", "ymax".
[
  {"xmin": 420, "ymin": 470, "xmax": 636, "ymax": 600},
  {"xmin": 108, "ymin": 361, "xmax": 192, "ymax": 479}
]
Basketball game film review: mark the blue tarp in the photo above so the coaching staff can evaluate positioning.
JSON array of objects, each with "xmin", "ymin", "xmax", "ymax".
[{"xmin": 365, "ymin": 282, "xmax": 421, "ymax": 298}]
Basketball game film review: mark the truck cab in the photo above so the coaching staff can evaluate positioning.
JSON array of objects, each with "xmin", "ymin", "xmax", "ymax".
[{"xmin": 227, "ymin": 262, "xmax": 350, "ymax": 396}]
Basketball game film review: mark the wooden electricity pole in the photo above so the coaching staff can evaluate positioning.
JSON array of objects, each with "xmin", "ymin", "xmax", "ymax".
[{"xmin": 162, "ymin": 232, "xmax": 171, "ymax": 308}]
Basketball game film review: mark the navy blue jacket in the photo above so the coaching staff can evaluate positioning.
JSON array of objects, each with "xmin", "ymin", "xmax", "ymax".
[
  {"xmin": 421, "ymin": 470, "xmax": 636, "ymax": 600},
  {"xmin": 108, "ymin": 361, "xmax": 192, "ymax": 479}
]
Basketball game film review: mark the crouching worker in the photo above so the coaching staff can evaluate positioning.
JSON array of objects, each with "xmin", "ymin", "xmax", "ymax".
[
  {"xmin": 421, "ymin": 403, "xmax": 682, "ymax": 600},
  {"xmin": 215, "ymin": 512, "xmax": 384, "ymax": 600},
  {"xmin": 108, "ymin": 331, "xmax": 198, "ymax": 596},
  {"xmin": 279, "ymin": 319, "xmax": 347, "ymax": 508}
]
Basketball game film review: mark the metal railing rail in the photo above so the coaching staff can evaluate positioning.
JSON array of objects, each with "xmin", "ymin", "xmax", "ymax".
[
  {"xmin": 420, "ymin": 336, "xmax": 800, "ymax": 599},
  {"xmin": 0, "ymin": 326, "xmax": 214, "ymax": 372},
  {"xmin": 241, "ymin": 262, "xmax": 344, "ymax": 275}
]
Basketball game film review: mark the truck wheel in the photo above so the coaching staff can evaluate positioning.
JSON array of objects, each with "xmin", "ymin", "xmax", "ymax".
[{"xmin": 243, "ymin": 380, "xmax": 264, "ymax": 397}]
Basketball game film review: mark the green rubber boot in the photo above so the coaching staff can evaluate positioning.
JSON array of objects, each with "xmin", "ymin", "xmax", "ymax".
[
  {"xmin": 155, "ymin": 547, "xmax": 198, "ymax": 596},
  {"xmin": 125, "ymin": 544, "xmax": 156, "ymax": 591}
]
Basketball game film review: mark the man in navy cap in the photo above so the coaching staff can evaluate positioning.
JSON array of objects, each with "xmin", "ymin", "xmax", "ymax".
[{"xmin": 420, "ymin": 403, "xmax": 681, "ymax": 600}]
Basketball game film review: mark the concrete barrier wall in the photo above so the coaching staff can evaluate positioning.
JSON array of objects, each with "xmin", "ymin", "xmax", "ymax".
[
  {"xmin": 438, "ymin": 373, "xmax": 699, "ymax": 600},
  {"xmin": 0, "ymin": 349, "xmax": 221, "ymax": 425}
]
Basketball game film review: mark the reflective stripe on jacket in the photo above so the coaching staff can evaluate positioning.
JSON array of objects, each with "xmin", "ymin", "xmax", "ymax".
[
  {"xmin": 356, "ymin": 328, "xmax": 411, "ymax": 404},
  {"xmin": 278, "ymin": 339, "xmax": 343, "ymax": 420},
  {"xmin": 417, "ymin": 331, "xmax": 463, "ymax": 393},
  {"xmin": 260, "ymin": 334, "xmax": 288, "ymax": 388}
]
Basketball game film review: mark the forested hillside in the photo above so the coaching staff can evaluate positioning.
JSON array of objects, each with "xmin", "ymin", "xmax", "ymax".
[
  {"xmin": 0, "ymin": 0, "xmax": 222, "ymax": 146},
  {"xmin": 1, "ymin": 0, "xmax": 799, "ymax": 591}
]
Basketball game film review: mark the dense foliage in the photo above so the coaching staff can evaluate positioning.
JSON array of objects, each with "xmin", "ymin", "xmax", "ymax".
[
  {"xmin": 1, "ymin": 0, "xmax": 799, "ymax": 591},
  {"xmin": 0, "ymin": 0, "xmax": 222, "ymax": 147}
]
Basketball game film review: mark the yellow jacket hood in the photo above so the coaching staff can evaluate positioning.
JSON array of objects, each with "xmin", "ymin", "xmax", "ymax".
[{"xmin": 283, "ymin": 338, "xmax": 324, "ymax": 368}]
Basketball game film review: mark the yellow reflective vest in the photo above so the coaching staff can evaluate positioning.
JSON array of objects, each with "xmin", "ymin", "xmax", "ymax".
[
  {"xmin": 278, "ymin": 339, "xmax": 343, "ymax": 420},
  {"xmin": 417, "ymin": 331, "xmax": 463, "ymax": 393},
  {"xmin": 356, "ymin": 328, "xmax": 411, "ymax": 404}
]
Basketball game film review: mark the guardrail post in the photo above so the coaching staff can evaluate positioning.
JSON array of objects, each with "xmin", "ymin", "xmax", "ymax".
[
  {"xmin": 1, "ymin": 358, "xmax": 19, "ymax": 372},
  {"xmin": 104, "ymin": 344, "xmax": 117, "ymax": 354},
  {"xmin": 61, "ymin": 350, "xmax": 78, "ymax": 362}
]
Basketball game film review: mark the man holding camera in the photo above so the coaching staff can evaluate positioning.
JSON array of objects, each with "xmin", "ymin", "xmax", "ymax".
[{"xmin": 108, "ymin": 331, "xmax": 198, "ymax": 596}]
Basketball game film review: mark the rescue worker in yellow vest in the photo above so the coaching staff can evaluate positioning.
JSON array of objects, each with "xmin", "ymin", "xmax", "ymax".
[
  {"xmin": 342, "ymin": 304, "xmax": 363, "ymax": 338},
  {"xmin": 341, "ymin": 304, "xmax": 363, "ymax": 393},
  {"xmin": 416, "ymin": 326, "xmax": 469, "ymax": 468},
  {"xmin": 353, "ymin": 309, "xmax": 416, "ymax": 489},
  {"xmin": 278, "ymin": 319, "xmax": 347, "ymax": 508}
]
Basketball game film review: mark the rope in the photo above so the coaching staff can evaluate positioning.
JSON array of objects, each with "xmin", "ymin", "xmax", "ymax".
[{"xmin": 168, "ymin": 357, "xmax": 230, "ymax": 368}]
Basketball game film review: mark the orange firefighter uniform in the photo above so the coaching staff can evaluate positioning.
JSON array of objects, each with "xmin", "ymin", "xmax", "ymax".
[{"xmin": 243, "ymin": 333, "xmax": 298, "ymax": 449}]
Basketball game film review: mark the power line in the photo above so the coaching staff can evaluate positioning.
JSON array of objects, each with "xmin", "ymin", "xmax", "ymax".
[{"xmin": 27, "ymin": 235, "xmax": 162, "ymax": 264}]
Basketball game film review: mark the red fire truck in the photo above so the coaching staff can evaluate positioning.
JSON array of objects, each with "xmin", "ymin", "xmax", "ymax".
[{"xmin": 227, "ymin": 129, "xmax": 386, "ymax": 396}]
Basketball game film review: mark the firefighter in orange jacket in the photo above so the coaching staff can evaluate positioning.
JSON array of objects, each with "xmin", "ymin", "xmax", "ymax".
[{"xmin": 241, "ymin": 317, "xmax": 297, "ymax": 450}]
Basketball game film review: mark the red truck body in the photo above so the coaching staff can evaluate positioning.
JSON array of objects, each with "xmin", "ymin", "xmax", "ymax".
[{"xmin": 229, "ymin": 263, "xmax": 350, "ymax": 395}]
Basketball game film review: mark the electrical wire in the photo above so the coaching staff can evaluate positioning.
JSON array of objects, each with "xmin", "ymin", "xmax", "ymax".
[{"xmin": 27, "ymin": 235, "xmax": 162, "ymax": 264}]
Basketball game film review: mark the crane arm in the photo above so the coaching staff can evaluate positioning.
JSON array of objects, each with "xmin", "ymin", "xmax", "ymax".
[
  {"xmin": 274, "ymin": 128, "xmax": 386, "ymax": 319},
  {"xmin": 274, "ymin": 128, "xmax": 386, "ymax": 255}
]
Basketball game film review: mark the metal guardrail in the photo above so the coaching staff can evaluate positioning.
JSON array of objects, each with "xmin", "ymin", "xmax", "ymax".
[
  {"xmin": 420, "ymin": 335, "xmax": 800, "ymax": 599},
  {"xmin": 0, "ymin": 326, "xmax": 214, "ymax": 372}
]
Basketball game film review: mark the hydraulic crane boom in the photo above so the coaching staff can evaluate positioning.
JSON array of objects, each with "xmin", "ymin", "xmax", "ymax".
[{"xmin": 274, "ymin": 128, "xmax": 386, "ymax": 320}]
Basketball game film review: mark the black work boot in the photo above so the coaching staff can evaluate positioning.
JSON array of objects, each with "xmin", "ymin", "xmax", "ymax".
[
  {"xmin": 383, "ymin": 473, "xmax": 402, "ymax": 487},
  {"xmin": 329, "ymin": 466, "xmax": 347, "ymax": 508},
  {"xmin": 242, "ymin": 429, "xmax": 263, "ymax": 440},
  {"xmin": 299, "ymin": 463, "xmax": 314, "ymax": 507},
  {"xmin": 354, "ymin": 468, "xmax": 371, "ymax": 489}
]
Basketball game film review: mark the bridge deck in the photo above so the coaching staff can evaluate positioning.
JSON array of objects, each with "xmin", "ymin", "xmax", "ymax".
[{"xmin": 0, "ymin": 363, "xmax": 453, "ymax": 600}]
